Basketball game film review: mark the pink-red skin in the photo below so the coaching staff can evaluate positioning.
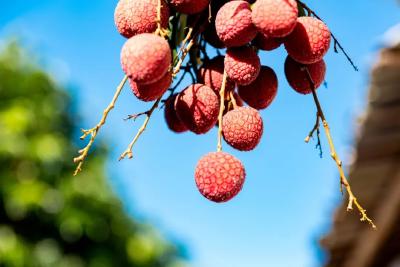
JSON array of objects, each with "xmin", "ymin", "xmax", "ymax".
[
  {"xmin": 114, "ymin": 0, "xmax": 170, "ymax": 38},
  {"xmin": 284, "ymin": 17, "xmax": 331, "ymax": 64},
  {"xmin": 129, "ymin": 72, "xmax": 172, "ymax": 102},
  {"xmin": 253, "ymin": 33, "xmax": 284, "ymax": 51},
  {"xmin": 238, "ymin": 66, "xmax": 278, "ymax": 110},
  {"xmin": 169, "ymin": 0, "xmax": 209, "ymax": 14},
  {"xmin": 222, "ymin": 107, "xmax": 263, "ymax": 151},
  {"xmin": 175, "ymin": 84, "xmax": 220, "ymax": 134},
  {"xmin": 121, "ymin": 33, "xmax": 171, "ymax": 85},
  {"xmin": 284, "ymin": 56, "xmax": 326, "ymax": 94},
  {"xmin": 215, "ymin": 1, "xmax": 257, "ymax": 47},
  {"xmin": 252, "ymin": 0, "xmax": 298, "ymax": 38},
  {"xmin": 198, "ymin": 56, "xmax": 235, "ymax": 94},
  {"xmin": 195, "ymin": 151, "xmax": 246, "ymax": 203},
  {"xmin": 164, "ymin": 94, "xmax": 188, "ymax": 133},
  {"xmin": 225, "ymin": 46, "xmax": 261, "ymax": 86}
]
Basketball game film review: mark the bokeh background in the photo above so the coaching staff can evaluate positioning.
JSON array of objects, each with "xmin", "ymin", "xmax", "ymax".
[{"xmin": 1, "ymin": 1, "xmax": 399, "ymax": 267}]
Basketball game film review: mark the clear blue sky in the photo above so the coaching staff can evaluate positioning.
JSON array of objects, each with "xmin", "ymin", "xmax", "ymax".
[{"xmin": 2, "ymin": 1, "xmax": 399, "ymax": 266}]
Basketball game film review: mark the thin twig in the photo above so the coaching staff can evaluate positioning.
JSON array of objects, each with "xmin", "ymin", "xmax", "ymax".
[
  {"xmin": 305, "ymin": 112, "xmax": 323, "ymax": 158},
  {"xmin": 296, "ymin": 0, "xmax": 359, "ymax": 71},
  {"xmin": 217, "ymin": 71, "xmax": 228, "ymax": 152},
  {"xmin": 230, "ymin": 91, "xmax": 238, "ymax": 109},
  {"xmin": 73, "ymin": 75, "xmax": 128, "ymax": 175},
  {"xmin": 303, "ymin": 66, "xmax": 376, "ymax": 229},
  {"xmin": 119, "ymin": 97, "xmax": 162, "ymax": 160},
  {"xmin": 154, "ymin": 0, "xmax": 169, "ymax": 37}
]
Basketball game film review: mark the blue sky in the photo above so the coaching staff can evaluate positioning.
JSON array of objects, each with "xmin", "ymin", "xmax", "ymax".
[{"xmin": 1, "ymin": 1, "xmax": 399, "ymax": 266}]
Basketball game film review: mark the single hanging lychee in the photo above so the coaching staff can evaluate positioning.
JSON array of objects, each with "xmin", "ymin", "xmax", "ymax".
[
  {"xmin": 225, "ymin": 46, "xmax": 261, "ymax": 86},
  {"xmin": 284, "ymin": 56, "xmax": 326, "ymax": 94},
  {"xmin": 284, "ymin": 17, "xmax": 331, "ymax": 64},
  {"xmin": 121, "ymin": 33, "xmax": 171, "ymax": 85},
  {"xmin": 175, "ymin": 84, "xmax": 220, "ymax": 134},
  {"xmin": 238, "ymin": 66, "xmax": 278, "ymax": 110},
  {"xmin": 198, "ymin": 56, "xmax": 235, "ymax": 94},
  {"xmin": 195, "ymin": 152, "xmax": 246, "ymax": 202},
  {"xmin": 222, "ymin": 106, "xmax": 263, "ymax": 151},
  {"xmin": 164, "ymin": 94, "xmax": 188, "ymax": 133}
]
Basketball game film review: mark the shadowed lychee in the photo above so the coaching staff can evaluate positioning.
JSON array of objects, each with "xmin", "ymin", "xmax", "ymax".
[
  {"xmin": 225, "ymin": 46, "xmax": 261, "ymax": 86},
  {"xmin": 284, "ymin": 17, "xmax": 331, "ymax": 64},
  {"xmin": 215, "ymin": 1, "xmax": 257, "ymax": 47},
  {"xmin": 129, "ymin": 72, "xmax": 172, "ymax": 102},
  {"xmin": 198, "ymin": 56, "xmax": 235, "ymax": 93},
  {"xmin": 253, "ymin": 33, "xmax": 284, "ymax": 51},
  {"xmin": 164, "ymin": 94, "xmax": 188, "ymax": 133},
  {"xmin": 175, "ymin": 84, "xmax": 219, "ymax": 134},
  {"xmin": 121, "ymin": 33, "xmax": 171, "ymax": 85},
  {"xmin": 284, "ymin": 56, "xmax": 326, "ymax": 94},
  {"xmin": 252, "ymin": 0, "xmax": 298, "ymax": 38},
  {"xmin": 195, "ymin": 152, "xmax": 246, "ymax": 202},
  {"xmin": 114, "ymin": 0, "xmax": 170, "ymax": 38},
  {"xmin": 170, "ymin": 0, "xmax": 209, "ymax": 14},
  {"xmin": 238, "ymin": 66, "xmax": 278, "ymax": 110},
  {"xmin": 222, "ymin": 107, "xmax": 263, "ymax": 151}
]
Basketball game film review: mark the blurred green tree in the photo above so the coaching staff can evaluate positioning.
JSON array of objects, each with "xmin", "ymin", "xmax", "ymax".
[{"xmin": 0, "ymin": 42, "xmax": 186, "ymax": 267}]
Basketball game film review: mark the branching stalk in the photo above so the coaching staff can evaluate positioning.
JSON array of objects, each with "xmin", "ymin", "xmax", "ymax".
[{"xmin": 217, "ymin": 71, "xmax": 227, "ymax": 152}]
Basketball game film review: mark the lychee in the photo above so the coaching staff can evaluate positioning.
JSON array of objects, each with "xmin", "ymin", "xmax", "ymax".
[
  {"xmin": 253, "ymin": 33, "xmax": 284, "ymax": 51},
  {"xmin": 215, "ymin": 1, "xmax": 257, "ymax": 47},
  {"xmin": 169, "ymin": 0, "xmax": 209, "ymax": 14},
  {"xmin": 198, "ymin": 56, "xmax": 235, "ymax": 94},
  {"xmin": 222, "ymin": 107, "xmax": 263, "ymax": 151},
  {"xmin": 164, "ymin": 94, "xmax": 188, "ymax": 133},
  {"xmin": 121, "ymin": 33, "xmax": 171, "ymax": 85},
  {"xmin": 284, "ymin": 56, "xmax": 326, "ymax": 94},
  {"xmin": 252, "ymin": 0, "xmax": 298, "ymax": 38},
  {"xmin": 195, "ymin": 152, "xmax": 246, "ymax": 202},
  {"xmin": 238, "ymin": 66, "xmax": 278, "ymax": 110},
  {"xmin": 175, "ymin": 84, "xmax": 220, "ymax": 134},
  {"xmin": 129, "ymin": 72, "xmax": 172, "ymax": 102},
  {"xmin": 225, "ymin": 46, "xmax": 261, "ymax": 86},
  {"xmin": 114, "ymin": 0, "xmax": 170, "ymax": 38},
  {"xmin": 284, "ymin": 17, "xmax": 331, "ymax": 64}
]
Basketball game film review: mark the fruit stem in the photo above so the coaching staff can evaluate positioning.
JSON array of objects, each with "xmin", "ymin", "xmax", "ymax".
[
  {"xmin": 217, "ymin": 71, "xmax": 228, "ymax": 152},
  {"xmin": 119, "ymin": 97, "xmax": 162, "ymax": 161},
  {"xmin": 73, "ymin": 75, "xmax": 128, "ymax": 176},
  {"xmin": 155, "ymin": 0, "xmax": 169, "ymax": 37},
  {"xmin": 230, "ymin": 91, "xmax": 238, "ymax": 109},
  {"xmin": 303, "ymin": 66, "xmax": 376, "ymax": 229}
]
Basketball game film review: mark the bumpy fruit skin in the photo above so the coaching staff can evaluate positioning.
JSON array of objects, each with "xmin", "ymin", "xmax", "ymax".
[
  {"xmin": 215, "ymin": 1, "xmax": 257, "ymax": 47},
  {"xmin": 198, "ymin": 56, "xmax": 235, "ymax": 93},
  {"xmin": 284, "ymin": 17, "xmax": 331, "ymax": 64},
  {"xmin": 238, "ymin": 66, "xmax": 278, "ymax": 110},
  {"xmin": 222, "ymin": 107, "xmax": 263, "ymax": 151},
  {"xmin": 195, "ymin": 152, "xmax": 246, "ymax": 203},
  {"xmin": 253, "ymin": 33, "xmax": 284, "ymax": 51},
  {"xmin": 175, "ymin": 84, "xmax": 219, "ymax": 134},
  {"xmin": 129, "ymin": 72, "xmax": 171, "ymax": 102},
  {"xmin": 252, "ymin": 0, "xmax": 298, "ymax": 38},
  {"xmin": 225, "ymin": 46, "xmax": 261, "ymax": 86},
  {"xmin": 121, "ymin": 33, "xmax": 171, "ymax": 85},
  {"xmin": 164, "ymin": 94, "xmax": 188, "ymax": 133},
  {"xmin": 114, "ymin": 0, "xmax": 170, "ymax": 38},
  {"xmin": 170, "ymin": 0, "xmax": 209, "ymax": 14},
  {"xmin": 284, "ymin": 56, "xmax": 326, "ymax": 94}
]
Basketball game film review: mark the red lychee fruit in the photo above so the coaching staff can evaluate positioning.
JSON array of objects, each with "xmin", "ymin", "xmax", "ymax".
[
  {"xmin": 195, "ymin": 152, "xmax": 246, "ymax": 203},
  {"xmin": 252, "ymin": 0, "xmax": 298, "ymax": 38},
  {"xmin": 198, "ymin": 56, "xmax": 235, "ymax": 94},
  {"xmin": 253, "ymin": 33, "xmax": 284, "ymax": 51},
  {"xmin": 238, "ymin": 66, "xmax": 278, "ymax": 110},
  {"xmin": 175, "ymin": 84, "xmax": 220, "ymax": 134},
  {"xmin": 222, "ymin": 107, "xmax": 263, "ymax": 151},
  {"xmin": 114, "ymin": 0, "xmax": 170, "ymax": 38},
  {"xmin": 225, "ymin": 46, "xmax": 261, "ymax": 86},
  {"xmin": 169, "ymin": 0, "xmax": 209, "ymax": 14},
  {"xmin": 215, "ymin": 1, "xmax": 257, "ymax": 47},
  {"xmin": 284, "ymin": 17, "xmax": 331, "ymax": 64},
  {"xmin": 129, "ymin": 72, "xmax": 172, "ymax": 102},
  {"xmin": 164, "ymin": 94, "xmax": 188, "ymax": 133},
  {"xmin": 284, "ymin": 56, "xmax": 326, "ymax": 94},
  {"xmin": 121, "ymin": 33, "xmax": 171, "ymax": 85}
]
